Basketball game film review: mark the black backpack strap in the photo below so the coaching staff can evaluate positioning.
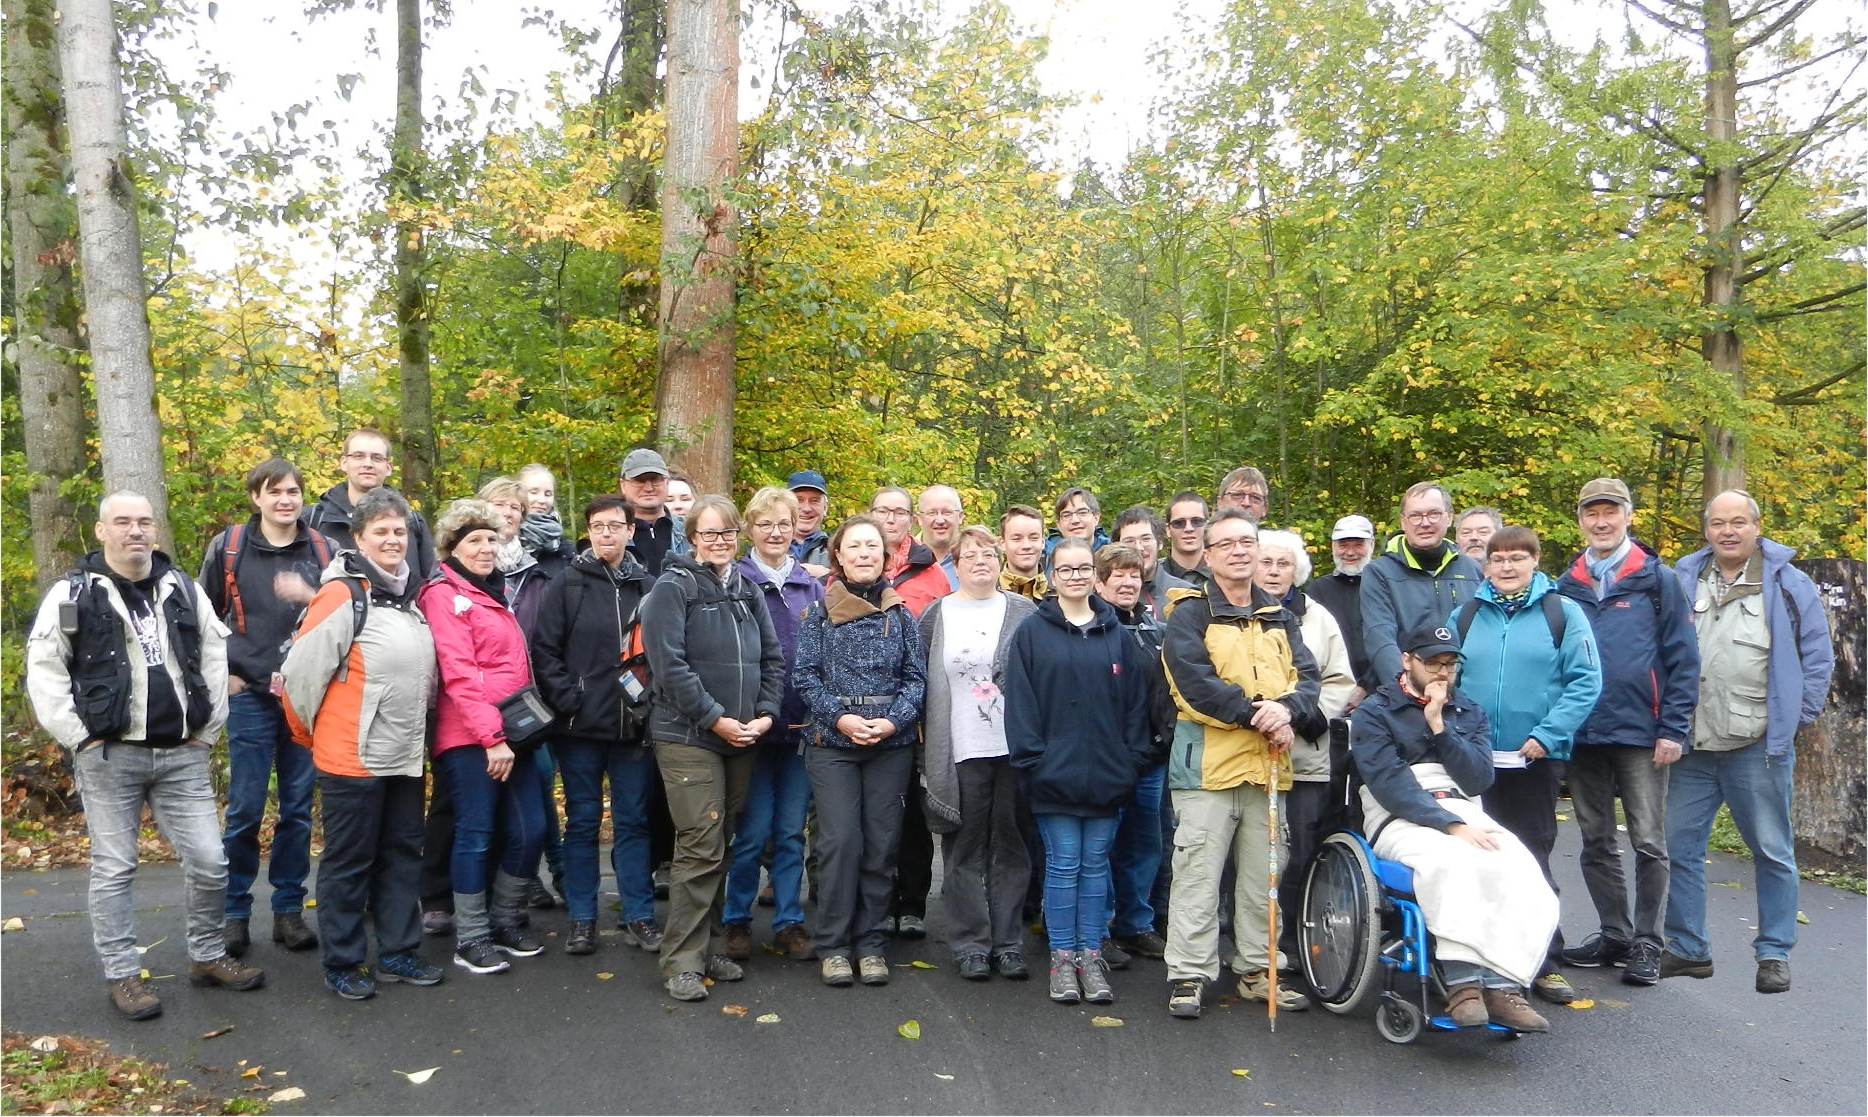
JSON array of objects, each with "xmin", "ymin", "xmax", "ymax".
[
  {"xmin": 1453, "ymin": 597, "xmax": 1482, "ymax": 644},
  {"xmin": 1540, "ymin": 593, "xmax": 1567, "ymax": 648}
]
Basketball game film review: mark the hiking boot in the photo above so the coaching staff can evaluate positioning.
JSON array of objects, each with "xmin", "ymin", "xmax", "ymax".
[
  {"xmin": 1756, "ymin": 958, "xmax": 1791, "ymax": 994},
  {"xmin": 822, "ymin": 956, "xmax": 855, "ymax": 987},
  {"xmin": 957, "ymin": 954, "xmax": 991, "ymax": 981},
  {"xmin": 109, "ymin": 976, "xmax": 162, "ymax": 1021},
  {"xmin": 1484, "ymin": 987, "xmax": 1550, "ymax": 1032},
  {"xmin": 775, "ymin": 923, "xmax": 813, "ymax": 961},
  {"xmin": 859, "ymin": 955, "xmax": 891, "ymax": 986},
  {"xmin": 722, "ymin": 923, "xmax": 753, "ymax": 961},
  {"xmin": 992, "ymin": 949, "xmax": 1030, "ymax": 980},
  {"xmin": 1049, "ymin": 949, "xmax": 1082, "ymax": 1004},
  {"xmin": 1659, "ymin": 951, "xmax": 1714, "ymax": 980},
  {"xmin": 422, "ymin": 909, "xmax": 454, "ymax": 937},
  {"xmin": 1560, "ymin": 932, "xmax": 1630, "ymax": 969},
  {"xmin": 1445, "ymin": 983, "xmax": 1488, "ymax": 1027},
  {"xmin": 491, "ymin": 922, "xmax": 544, "ymax": 958},
  {"xmin": 1077, "ymin": 951, "xmax": 1116, "ymax": 1004},
  {"xmin": 1167, "ymin": 977, "xmax": 1204, "ymax": 1019},
  {"xmin": 1099, "ymin": 938, "xmax": 1132, "ymax": 971},
  {"xmin": 1113, "ymin": 930, "xmax": 1167, "ymax": 959},
  {"xmin": 895, "ymin": 914, "xmax": 927, "ymax": 940},
  {"xmin": 1236, "ymin": 968, "xmax": 1310, "ymax": 1011},
  {"xmin": 564, "ymin": 920, "xmax": 598, "ymax": 955},
  {"xmin": 666, "ymin": 971, "xmax": 708, "ymax": 1001},
  {"xmin": 453, "ymin": 938, "xmax": 511, "ymax": 975},
  {"xmin": 524, "ymin": 877, "xmax": 560, "ymax": 910},
  {"xmin": 272, "ymin": 912, "xmax": 317, "ymax": 951},
  {"xmin": 1622, "ymin": 940, "xmax": 1661, "ymax": 986},
  {"xmin": 653, "ymin": 864, "xmax": 671, "ymax": 900},
  {"xmin": 618, "ymin": 919, "xmax": 664, "ymax": 952},
  {"xmin": 190, "ymin": 955, "xmax": 266, "ymax": 991},
  {"xmin": 324, "ymin": 965, "xmax": 377, "ymax": 1001},
  {"xmin": 1532, "ymin": 972, "xmax": 1577, "ymax": 1005},
  {"xmin": 224, "ymin": 917, "xmax": 250, "ymax": 958},
  {"xmin": 376, "ymin": 952, "xmax": 445, "ymax": 986},
  {"xmin": 706, "ymin": 954, "xmax": 745, "ymax": 982}
]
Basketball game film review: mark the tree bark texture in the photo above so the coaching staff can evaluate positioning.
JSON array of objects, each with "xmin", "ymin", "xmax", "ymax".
[
  {"xmin": 6, "ymin": 0, "xmax": 89, "ymax": 589},
  {"xmin": 608, "ymin": 0, "xmax": 664, "ymax": 323},
  {"xmin": 55, "ymin": 0, "xmax": 171, "ymax": 547},
  {"xmin": 1790, "ymin": 558, "xmax": 1865, "ymax": 871},
  {"xmin": 654, "ymin": 0, "xmax": 738, "ymax": 495},
  {"xmin": 1698, "ymin": 0, "xmax": 1746, "ymax": 498},
  {"xmin": 392, "ymin": 0, "xmax": 436, "ymax": 511}
]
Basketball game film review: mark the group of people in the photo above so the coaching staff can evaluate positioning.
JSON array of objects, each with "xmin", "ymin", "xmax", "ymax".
[{"xmin": 26, "ymin": 437, "xmax": 1835, "ymax": 1032}]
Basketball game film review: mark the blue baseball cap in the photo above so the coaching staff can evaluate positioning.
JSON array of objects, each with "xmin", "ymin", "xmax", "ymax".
[{"xmin": 786, "ymin": 470, "xmax": 827, "ymax": 494}]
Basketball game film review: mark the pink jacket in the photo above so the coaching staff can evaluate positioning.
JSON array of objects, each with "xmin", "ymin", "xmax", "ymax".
[{"xmin": 420, "ymin": 563, "xmax": 534, "ymax": 756}]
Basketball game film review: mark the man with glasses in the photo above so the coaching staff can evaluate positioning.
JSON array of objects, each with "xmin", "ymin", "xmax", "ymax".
[
  {"xmin": 1359, "ymin": 481, "xmax": 1482, "ymax": 692},
  {"xmin": 1113, "ymin": 505, "xmax": 1191, "ymax": 618},
  {"xmin": 619, "ymin": 448, "xmax": 691, "ymax": 577},
  {"xmin": 1217, "ymin": 466, "xmax": 1271, "ymax": 523},
  {"xmin": 308, "ymin": 429, "xmax": 436, "ymax": 577},
  {"xmin": 916, "ymin": 485, "xmax": 965, "ymax": 589},
  {"xmin": 870, "ymin": 486, "xmax": 951, "ymax": 619},
  {"xmin": 1456, "ymin": 507, "xmax": 1503, "ymax": 563},
  {"xmin": 1044, "ymin": 486, "xmax": 1110, "ymax": 568},
  {"xmin": 1161, "ymin": 491, "xmax": 1210, "ymax": 585},
  {"xmin": 1308, "ymin": 514, "xmax": 1377, "ymax": 701}
]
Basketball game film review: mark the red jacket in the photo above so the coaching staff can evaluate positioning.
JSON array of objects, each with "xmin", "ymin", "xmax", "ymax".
[
  {"xmin": 420, "ymin": 563, "xmax": 533, "ymax": 756},
  {"xmin": 886, "ymin": 536, "xmax": 952, "ymax": 619}
]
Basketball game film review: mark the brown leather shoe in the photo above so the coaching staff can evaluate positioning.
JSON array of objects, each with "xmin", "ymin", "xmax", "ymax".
[
  {"xmin": 272, "ymin": 912, "xmax": 318, "ymax": 951},
  {"xmin": 1483, "ymin": 987, "xmax": 1550, "ymax": 1032},
  {"xmin": 775, "ymin": 923, "xmax": 813, "ymax": 961},
  {"xmin": 1445, "ymin": 983, "xmax": 1488, "ymax": 1027},
  {"xmin": 109, "ymin": 976, "xmax": 162, "ymax": 1020},
  {"xmin": 189, "ymin": 955, "xmax": 266, "ymax": 991},
  {"xmin": 721, "ymin": 923, "xmax": 753, "ymax": 961}
]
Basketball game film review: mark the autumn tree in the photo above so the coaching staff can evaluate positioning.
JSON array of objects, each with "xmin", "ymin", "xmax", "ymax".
[{"xmin": 391, "ymin": 0, "xmax": 438, "ymax": 510}]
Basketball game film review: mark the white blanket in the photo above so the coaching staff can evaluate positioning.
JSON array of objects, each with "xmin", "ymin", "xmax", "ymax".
[{"xmin": 1360, "ymin": 763, "xmax": 1560, "ymax": 988}]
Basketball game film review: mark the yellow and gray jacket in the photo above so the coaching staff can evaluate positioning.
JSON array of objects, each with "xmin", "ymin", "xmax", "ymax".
[{"xmin": 1161, "ymin": 583, "xmax": 1322, "ymax": 792}]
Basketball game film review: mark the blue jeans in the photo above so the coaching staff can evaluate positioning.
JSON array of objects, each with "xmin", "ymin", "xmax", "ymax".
[
  {"xmin": 221, "ymin": 690, "xmax": 315, "ymax": 919},
  {"xmin": 557, "ymin": 739, "xmax": 658, "ymax": 924},
  {"xmin": 1665, "ymin": 742, "xmax": 1799, "ymax": 963},
  {"xmin": 1035, "ymin": 813, "xmax": 1119, "ymax": 952},
  {"xmin": 438, "ymin": 745, "xmax": 546, "ymax": 895},
  {"xmin": 1107, "ymin": 763, "xmax": 1166, "ymax": 937},
  {"xmin": 725, "ymin": 745, "xmax": 811, "ymax": 931},
  {"xmin": 533, "ymin": 745, "xmax": 564, "ymax": 881}
]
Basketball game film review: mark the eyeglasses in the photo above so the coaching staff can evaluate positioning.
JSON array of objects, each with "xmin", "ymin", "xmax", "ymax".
[
  {"xmin": 919, "ymin": 507, "xmax": 961, "ymax": 519},
  {"xmin": 343, "ymin": 451, "xmax": 389, "ymax": 464},
  {"xmin": 1258, "ymin": 557, "xmax": 1296, "ymax": 570},
  {"xmin": 957, "ymin": 550, "xmax": 999, "ymax": 564},
  {"xmin": 1487, "ymin": 552, "xmax": 1536, "ymax": 565},
  {"xmin": 588, "ymin": 520, "xmax": 632, "ymax": 536},
  {"xmin": 1169, "ymin": 516, "xmax": 1207, "ymax": 530},
  {"xmin": 1059, "ymin": 508, "xmax": 1096, "ymax": 521},
  {"xmin": 1207, "ymin": 536, "xmax": 1257, "ymax": 553},
  {"xmin": 870, "ymin": 507, "xmax": 912, "ymax": 519},
  {"xmin": 1403, "ymin": 510, "xmax": 1448, "ymax": 525},
  {"xmin": 1053, "ymin": 564, "xmax": 1095, "ymax": 579},
  {"xmin": 693, "ymin": 529, "xmax": 736, "ymax": 543},
  {"xmin": 1223, "ymin": 489, "xmax": 1267, "ymax": 505},
  {"xmin": 750, "ymin": 520, "xmax": 794, "ymax": 536}
]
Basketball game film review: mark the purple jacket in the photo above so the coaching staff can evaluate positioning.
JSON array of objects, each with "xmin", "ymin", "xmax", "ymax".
[{"xmin": 737, "ymin": 554, "xmax": 825, "ymax": 744}]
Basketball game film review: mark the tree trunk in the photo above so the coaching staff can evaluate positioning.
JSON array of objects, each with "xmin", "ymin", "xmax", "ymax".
[
  {"xmin": 7, "ymin": 0, "xmax": 89, "ymax": 589},
  {"xmin": 1790, "ymin": 558, "xmax": 1865, "ymax": 871},
  {"xmin": 607, "ymin": 0, "xmax": 664, "ymax": 323},
  {"xmin": 392, "ymin": 0, "xmax": 436, "ymax": 510},
  {"xmin": 1698, "ymin": 0, "xmax": 1745, "ymax": 498},
  {"xmin": 654, "ymin": 0, "xmax": 738, "ymax": 494},
  {"xmin": 56, "ymin": 0, "xmax": 171, "ymax": 547}
]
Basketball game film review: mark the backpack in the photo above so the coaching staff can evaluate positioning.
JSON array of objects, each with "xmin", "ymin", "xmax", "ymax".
[
  {"xmin": 221, "ymin": 523, "xmax": 334, "ymax": 635},
  {"xmin": 280, "ymin": 577, "xmax": 371, "ymax": 683},
  {"xmin": 1454, "ymin": 593, "xmax": 1569, "ymax": 651},
  {"xmin": 560, "ymin": 568, "xmax": 652, "ymax": 725}
]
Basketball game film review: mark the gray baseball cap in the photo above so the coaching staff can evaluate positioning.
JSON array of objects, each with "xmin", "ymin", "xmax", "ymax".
[{"xmin": 620, "ymin": 448, "xmax": 669, "ymax": 480}]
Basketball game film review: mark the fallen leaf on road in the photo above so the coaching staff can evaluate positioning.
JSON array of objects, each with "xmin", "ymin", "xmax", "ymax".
[
  {"xmin": 1567, "ymin": 998, "xmax": 1597, "ymax": 1010},
  {"xmin": 200, "ymin": 1027, "xmax": 234, "ymax": 1040},
  {"xmin": 241, "ymin": 1067, "xmax": 262, "ymax": 1079},
  {"xmin": 1715, "ymin": 880, "xmax": 1742, "ymax": 889},
  {"xmin": 22, "ymin": 888, "xmax": 36, "ymax": 896},
  {"xmin": 304, "ymin": 899, "xmax": 317, "ymax": 908},
  {"xmin": 1796, "ymin": 910, "xmax": 1810, "ymax": 925},
  {"xmin": 1090, "ymin": 1016, "xmax": 1124, "ymax": 1028},
  {"xmin": 451, "ymin": 1049, "xmax": 462, "ymax": 1055},
  {"xmin": 721, "ymin": 1004, "xmax": 749, "ymax": 1018},
  {"xmin": 269, "ymin": 1087, "xmax": 307, "ymax": 1103},
  {"xmin": 1555, "ymin": 813, "xmax": 1569, "ymax": 821},
  {"xmin": 395, "ymin": 1068, "xmax": 440, "ymax": 1085},
  {"xmin": 172, "ymin": 1080, "xmax": 190, "ymax": 1087},
  {"xmin": 703, "ymin": 977, "xmax": 716, "ymax": 987},
  {"xmin": 934, "ymin": 1074, "xmax": 955, "ymax": 1081},
  {"xmin": 595, "ymin": 972, "xmax": 615, "ymax": 981},
  {"xmin": 1232, "ymin": 1068, "xmax": 1252, "ymax": 1078},
  {"xmin": 909, "ymin": 960, "xmax": 937, "ymax": 970},
  {"xmin": 29, "ymin": 1036, "xmax": 58, "ymax": 1053},
  {"xmin": 135, "ymin": 937, "xmax": 168, "ymax": 954},
  {"xmin": 3, "ymin": 918, "xmax": 25, "ymax": 933},
  {"xmin": 898, "ymin": 1020, "xmax": 922, "ymax": 1040},
  {"xmin": 755, "ymin": 1013, "xmax": 781, "ymax": 1024},
  {"xmin": 273, "ymin": 1070, "xmax": 288, "ymax": 1077}
]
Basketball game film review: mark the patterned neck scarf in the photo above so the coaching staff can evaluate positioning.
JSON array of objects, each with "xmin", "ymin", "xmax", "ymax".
[{"xmin": 1495, "ymin": 587, "xmax": 1532, "ymax": 616}]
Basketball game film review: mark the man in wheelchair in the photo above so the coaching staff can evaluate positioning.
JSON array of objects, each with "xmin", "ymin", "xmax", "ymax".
[{"xmin": 1349, "ymin": 624, "xmax": 1561, "ymax": 1032}]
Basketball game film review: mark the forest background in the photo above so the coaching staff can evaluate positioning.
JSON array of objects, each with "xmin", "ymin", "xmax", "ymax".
[{"xmin": 2, "ymin": 0, "xmax": 1863, "ymax": 772}]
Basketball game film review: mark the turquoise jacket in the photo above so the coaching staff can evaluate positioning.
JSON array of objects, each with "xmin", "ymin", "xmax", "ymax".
[{"xmin": 1450, "ymin": 572, "xmax": 1601, "ymax": 762}]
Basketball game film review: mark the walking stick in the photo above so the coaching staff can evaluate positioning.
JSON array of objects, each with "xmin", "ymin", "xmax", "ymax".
[{"xmin": 1266, "ymin": 749, "xmax": 1281, "ymax": 1033}]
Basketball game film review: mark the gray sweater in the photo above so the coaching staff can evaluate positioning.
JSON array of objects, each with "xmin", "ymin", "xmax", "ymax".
[{"xmin": 916, "ymin": 591, "xmax": 1037, "ymax": 833}]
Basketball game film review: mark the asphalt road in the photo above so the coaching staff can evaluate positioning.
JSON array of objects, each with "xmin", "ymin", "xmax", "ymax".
[{"xmin": 2, "ymin": 817, "xmax": 1863, "ymax": 1115}]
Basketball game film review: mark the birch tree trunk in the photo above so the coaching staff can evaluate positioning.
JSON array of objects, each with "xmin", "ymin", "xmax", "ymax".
[
  {"xmin": 7, "ymin": 0, "xmax": 89, "ymax": 588},
  {"xmin": 55, "ymin": 0, "xmax": 171, "ymax": 546},
  {"xmin": 1698, "ymin": 0, "xmax": 1745, "ymax": 497},
  {"xmin": 392, "ymin": 0, "xmax": 436, "ymax": 510},
  {"xmin": 654, "ymin": 0, "xmax": 738, "ymax": 494}
]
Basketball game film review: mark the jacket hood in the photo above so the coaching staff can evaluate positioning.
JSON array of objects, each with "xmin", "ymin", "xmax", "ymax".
[
  {"xmin": 316, "ymin": 483, "xmax": 356, "ymax": 518},
  {"xmin": 1382, "ymin": 534, "xmax": 1462, "ymax": 573},
  {"xmin": 825, "ymin": 578, "xmax": 907, "ymax": 624},
  {"xmin": 1564, "ymin": 540, "xmax": 1656, "ymax": 589},
  {"xmin": 1676, "ymin": 537, "xmax": 1797, "ymax": 580},
  {"xmin": 81, "ymin": 548, "xmax": 176, "ymax": 584},
  {"xmin": 1034, "ymin": 592, "xmax": 1122, "ymax": 635},
  {"xmin": 324, "ymin": 550, "xmax": 419, "ymax": 604}
]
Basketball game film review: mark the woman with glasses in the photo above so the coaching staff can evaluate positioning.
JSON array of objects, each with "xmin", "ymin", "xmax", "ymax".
[
  {"xmin": 1005, "ymin": 538, "xmax": 1154, "ymax": 1005},
  {"xmin": 794, "ymin": 515, "xmax": 927, "ymax": 988},
  {"xmin": 640, "ymin": 496, "xmax": 787, "ymax": 1002},
  {"xmin": 720, "ymin": 488, "xmax": 825, "ymax": 963}
]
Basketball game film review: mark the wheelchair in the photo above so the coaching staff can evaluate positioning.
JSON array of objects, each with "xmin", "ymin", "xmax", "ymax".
[{"xmin": 1296, "ymin": 828, "xmax": 1524, "ymax": 1044}]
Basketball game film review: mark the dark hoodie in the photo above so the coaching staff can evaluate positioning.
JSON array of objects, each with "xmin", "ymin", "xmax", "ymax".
[
  {"xmin": 639, "ymin": 554, "xmax": 786, "ymax": 753},
  {"xmin": 306, "ymin": 483, "xmax": 437, "ymax": 579},
  {"xmin": 530, "ymin": 550, "xmax": 657, "ymax": 744},
  {"xmin": 1004, "ymin": 594, "xmax": 1153, "ymax": 816},
  {"xmin": 199, "ymin": 515, "xmax": 340, "ymax": 687}
]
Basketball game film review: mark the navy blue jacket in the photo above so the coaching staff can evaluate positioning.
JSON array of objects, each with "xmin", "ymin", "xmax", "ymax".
[
  {"xmin": 1005, "ymin": 595, "xmax": 1154, "ymax": 817},
  {"xmin": 1555, "ymin": 542, "xmax": 1700, "ymax": 750},
  {"xmin": 1349, "ymin": 679, "xmax": 1494, "ymax": 833},
  {"xmin": 793, "ymin": 581, "xmax": 925, "ymax": 750}
]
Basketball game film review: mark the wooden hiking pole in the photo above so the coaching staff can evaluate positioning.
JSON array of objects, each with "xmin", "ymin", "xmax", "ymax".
[{"xmin": 1266, "ymin": 750, "xmax": 1281, "ymax": 1033}]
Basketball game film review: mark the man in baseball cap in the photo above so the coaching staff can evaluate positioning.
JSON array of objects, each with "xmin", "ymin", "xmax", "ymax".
[
  {"xmin": 786, "ymin": 471, "xmax": 830, "ymax": 573},
  {"xmin": 618, "ymin": 448, "xmax": 688, "ymax": 576},
  {"xmin": 1307, "ymin": 513, "xmax": 1379, "ymax": 706}
]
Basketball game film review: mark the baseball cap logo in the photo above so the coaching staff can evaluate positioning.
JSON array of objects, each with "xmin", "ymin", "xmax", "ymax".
[{"xmin": 1434, "ymin": 627, "xmax": 1453, "ymax": 642}]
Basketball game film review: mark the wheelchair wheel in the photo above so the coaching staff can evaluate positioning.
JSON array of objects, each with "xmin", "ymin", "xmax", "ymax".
[
  {"xmin": 1376, "ymin": 997, "xmax": 1424, "ymax": 1044},
  {"xmin": 1299, "ymin": 832, "xmax": 1383, "ymax": 1014}
]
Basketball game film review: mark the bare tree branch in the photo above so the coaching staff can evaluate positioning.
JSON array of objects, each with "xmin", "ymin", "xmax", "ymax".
[
  {"xmin": 1738, "ymin": 0, "xmax": 1817, "ymax": 53},
  {"xmin": 1768, "ymin": 358, "xmax": 1864, "ymax": 404}
]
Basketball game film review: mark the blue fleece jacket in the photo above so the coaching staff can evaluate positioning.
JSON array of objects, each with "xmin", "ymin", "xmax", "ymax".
[
  {"xmin": 1450, "ymin": 572, "xmax": 1601, "ymax": 762},
  {"xmin": 1555, "ymin": 541, "xmax": 1699, "ymax": 750}
]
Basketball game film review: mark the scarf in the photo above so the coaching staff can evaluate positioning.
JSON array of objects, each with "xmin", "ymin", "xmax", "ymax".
[
  {"xmin": 518, "ymin": 511, "xmax": 565, "ymax": 557},
  {"xmin": 999, "ymin": 567, "xmax": 1050, "ymax": 601},
  {"xmin": 447, "ymin": 557, "xmax": 507, "ymax": 603},
  {"xmin": 495, "ymin": 535, "xmax": 530, "ymax": 574},
  {"xmin": 1586, "ymin": 536, "xmax": 1633, "ymax": 599},
  {"xmin": 1495, "ymin": 587, "xmax": 1532, "ymax": 617},
  {"xmin": 751, "ymin": 552, "xmax": 795, "ymax": 587},
  {"xmin": 361, "ymin": 552, "xmax": 410, "ymax": 599}
]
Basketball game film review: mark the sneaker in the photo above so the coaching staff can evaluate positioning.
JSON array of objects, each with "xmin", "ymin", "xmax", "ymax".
[
  {"xmin": 1560, "ymin": 932, "xmax": 1630, "ymax": 969},
  {"xmin": 1483, "ymin": 987, "xmax": 1550, "ymax": 1032},
  {"xmin": 653, "ymin": 865, "xmax": 671, "ymax": 901},
  {"xmin": 896, "ymin": 914, "xmax": 927, "ymax": 939},
  {"xmin": 1236, "ymin": 969, "xmax": 1309, "ymax": 1011},
  {"xmin": 957, "ymin": 954, "xmax": 991, "ymax": 981},
  {"xmin": 1532, "ymin": 972, "xmax": 1577, "ymax": 1005},
  {"xmin": 722, "ymin": 923, "xmax": 753, "ymax": 961},
  {"xmin": 453, "ymin": 939, "xmax": 511, "ymax": 975},
  {"xmin": 189, "ymin": 955, "xmax": 266, "ymax": 991},
  {"xmin": 666, "ymin": 971, "xmax": 708, "ymax": 1001},
  {"xmin": 1113, "ymin": 930, "xmax": 1167, "ymax": 958},
  {"xmin": 422, "ymin": 909, "xmax": 454, "ymax": 937},
  {"xmin": 1099, "ymin": 937, "xmax": 1132, "ymax": 971},
  {"xmin": 1622, "ymin": 940, "xmax": 1661, "ymax": 986},
  {"xmin": 223, "ymin": 917, "xmax": 250, "ymax": 958},
  {"xmin": 324, "ymin": 965, "xmax": 377, "ymax": 1001},
  {"xmin": 775, "ymin": 923, "xmax": 814, "ymax": 961},
  {"xmin": 618, "ymin": 919, "xmax": 663, "ymax": 952},
  {"xmin": 992, "ymin": 949, "xmax": 1030, "ymax": 981},
  {"xmin": 1445, "ymin": 983, "xmax": 1489, "ymax": 1027},
  {"xmin": 859, "ymin": 955, "xmax": 891, "ymax": 986},
  {"xmin": 565, "ymin": 920, "xmax": 598, "ymax": 955},
  {"xmin": 377, "ymin": 951, "xmax": 445, "ymax": 986},
  {"xmin": 1756, "ymin": 958, "xmax": 1791, "ymax": 994},
  {"xmin": 1167, "ymin": 977, "xmax": 1204, "ymax": 1019},
  {"xmin": 1659, "ymin": 951, "xmax": 1715, "ymax": 980},
  {"xmin": 1049, "ymin": 949, "xmax": 1082, "ymax": 1004},
  {"xmin": 822, "ymin": 956, "xmax": 855, "ymax": 987},
  {"xmin": 272, "ymin": 912, "xmax": 318, "ymax": 951},
  {"xmin": 706, "ymin": 954, "xmax": 745, "ymax": 982},
  {"xmin": 108, "ymin": 976, "xmax": 162, "ymax": 1021},
  {"xmin": 524, "ymin": 877, "xmax": 560, "ymax": 910},
  {"xmin": 1077, "ymin": 951, "xmax": 1116, "ymax": 1004},
  {"xmin": 491, "ymin": 923, "xmax": 544, "ymax": 958}
]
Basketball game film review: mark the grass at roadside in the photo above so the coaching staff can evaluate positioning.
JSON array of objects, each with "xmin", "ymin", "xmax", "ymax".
[
  {"xmin": 1, "ymin": 1032, "xmax": 267, "ymax": 1115},
  {"xmin": 1706, "ymin": 805, "xmax": 1867, "ymax": 895}
]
